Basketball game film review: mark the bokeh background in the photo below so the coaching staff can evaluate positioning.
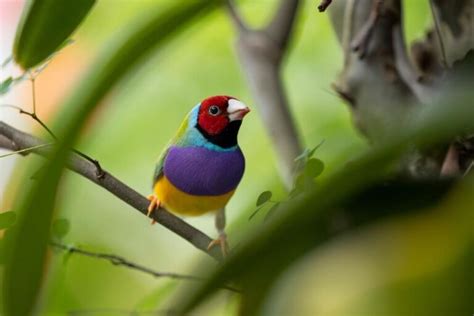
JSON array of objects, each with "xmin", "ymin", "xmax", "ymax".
[{"xmin": 2, "ymin": 1, "xmax": 465, "ymax": 315}]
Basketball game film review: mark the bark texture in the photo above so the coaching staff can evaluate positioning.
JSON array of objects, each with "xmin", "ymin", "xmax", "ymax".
[{"xmin": 328, "ymin": 0, "xmax": 474, "ymax": 177}]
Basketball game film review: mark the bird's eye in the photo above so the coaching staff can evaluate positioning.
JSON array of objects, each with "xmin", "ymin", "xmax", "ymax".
[{"xmin": 208, "ymin": 105, "xmax": 221, "ymax": 116}]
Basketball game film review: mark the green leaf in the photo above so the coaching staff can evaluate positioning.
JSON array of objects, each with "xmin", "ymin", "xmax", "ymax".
[
  {"xmin": 256, "ymin": 191, "xmax": 272, "ymax": 206},
  {"xmin": 0, "ymin": 212, "xmax": 16, "ymax": 229},
  {"xmin": 248, "ymin": 206, "xmax": 264, "ymax": 221},
  {"xmin": 51, "ymin": 218, "xmax": 70, "ymax": 239},
  {"xmin": 308, "ymin": 139, "xmax": 325, "ymax": 158},
  {"xmin": 264, "ymin": 203, "xmax": 280, "ymax": 221},
  {"xmin": 305, "ymin": 158, "xmax": 324, "ymax": 178},
  {"xmin": 13, "ymin": 0, "xmax": 96, "ymax": 69},
  {"xmin": 1, "ymin": 56, "xmax": 12, "ymax": 68},
  {"xmin": 0, "ymin": 77, "xmax": 14, "ymax": 95},
  {"xmin": 2, "ymin": 2, "xmax": 222, "ymax": 316},
  {"xmin": 294, "ymin": 148, "xmax": 310, "ymax": 163},
  {"xmin": 294, "ymin": 140, "xmax": 325, "ymax": 164}
]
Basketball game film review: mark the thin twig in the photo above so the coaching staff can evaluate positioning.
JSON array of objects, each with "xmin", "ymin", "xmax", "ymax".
[
  {"xmin": 0, "ymin": 104, "xmax": 104, "ymax": 177},
  {"xmin": 226, "ymin": 0, "xmax": 303, "ymax": 186},
  {"xmin": 30, "ymin": 75, "xmax": 37, "ymax": 114},
  {"xmin": 428, "ymin": 0, "xmax": 448, "ymax": 68},
  {"xmin": 342, "ymin": 0, "xmax": 356, "ymax": 65},
  {"xmin": 464, "ymin": 161, "xmax": 473, "ymax": 177},
  {"xmin": 225, "ymin": 0, "xmax": 247, "ymax": 31},
  {"xmin": 440, "ymin": 144, "xmax": 460, "ymax": 177},
  {"xmin": 318, "ymin": 0, "xmax": 333, "ymax": 12},
  {"xmin": 50, "ymin": 242, "xmax": 239, "ymax": 292},
  {"xmin": 0, "ymin": 121, "xmax": 223, "ymax": 261},
  {"xmin": 351, "ymin": 0, "xmax": 383, "ymax": 59},
  {"xmin": 0, "ymin": 143, "xmax": 53, "ymax": 158}
]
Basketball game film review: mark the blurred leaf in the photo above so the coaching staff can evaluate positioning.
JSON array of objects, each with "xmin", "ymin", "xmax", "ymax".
[
  {"xmin": 308, "ymin": 139, "xmax": 325, "ymax": 158},
  {"xmin": 248, "ymin": 206, "xmax": 264, "ymax": 221},
  {"xmin": 264, "ymin": 202, "xmax": 280, "ymax": 221},
  {"xmin": 171, "ymin": 95, "xmax": 474, "ymax": 314},
  {"xmin": 294, "ymin": 140, "xmax": 325, "ymax": 164},
  {"xmin": 0, "ymin": 77, "xmax": 14, "ymax": 95},
  {"xmin": 0, "ymin": 230, "xmax": 14, "ymax": 265},
  {"xmin": 293, "ymin": 173, "xmax": 306, "ymax": 193},
  {"xmin": 135, "ymin": 281, "xmax": 178, "ymax": 311},
  {"xmin": 51, "ymin": 218, "xmax": 70, "ymax": 239},
  {"xmin": 13, "ymin": 0, "xmax": 96, "ymax": 69},
  {"xmin": 1, "ymin": 56, "xmax": 12, "ymax": 68},
  {"xmin": 256, "ymin": 191, "xmax": 272, "ymax": 206},
  {"xmin": 0, "ymin": 74, "xmax": 29, "ymax": 96},
  {"xmin": 294, "ymin": 148, "xmax": 311, "ymax": 163},
  {"xmin": 305, "ymin": 158, "xmax": 324, "ymax": 178},
  {"xmin": 2, "ymin": 2, "xmax": 222, "ymax": 316},
  {"xmin": 0, "ymin": 239, "xmax": 4, "ymax": 265},
  {"xmin": 349, "ymin": 248, "xmax": 472, "ymax": 315},
  {"xmin": 0, "ymin": 211, "xmax": 17, "ymax": 229}
]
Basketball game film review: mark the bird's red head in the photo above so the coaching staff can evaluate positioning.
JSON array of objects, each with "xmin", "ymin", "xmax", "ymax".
[{"xmin": 198, "ymin": 95, "xmax": 250, "ymax": 136}]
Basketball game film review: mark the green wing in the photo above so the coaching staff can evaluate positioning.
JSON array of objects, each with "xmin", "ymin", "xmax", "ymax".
[
  {"xmin": 152, "ymin": 145, "xmax": 170, "ymax": 187},
  {"xmin": 152, "ymin": 112, "xmax": 190, "ymax": 187}
]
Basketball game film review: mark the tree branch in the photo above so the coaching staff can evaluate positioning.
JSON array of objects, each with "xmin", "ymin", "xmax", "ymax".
[
  {"xmin": 50, "ymin": 242, "xmax": 238, "ymax": 292},
  {"xmin": 266, "ymin": 0, "xmax": 300, "ymax": 51},
  {"xmin": 226, "ymin": 0, "xmax": 303, "ymax": 187},
  {"xmin": 0, "ymin": 121, "xmax": 223, "ymax": 261},
  {"xmin": 350, "ymin": 0, "xmax": 382, "ymax": 59},
  {"xmin": 225, "ymin": 0, "xmax": 247, "ymax": 31},
  {"xmin": 318, "ymin": 0, "xmax": 333, "ymax": 12},
  {"xmin": 1, "ymin": 104, "xmax": 105, "ymax": 177}
]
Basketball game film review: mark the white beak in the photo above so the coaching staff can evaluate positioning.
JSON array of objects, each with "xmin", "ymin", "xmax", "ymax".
[{"xmin": 227, "ymin": 99, "xmax": 250, "ymax": 121}]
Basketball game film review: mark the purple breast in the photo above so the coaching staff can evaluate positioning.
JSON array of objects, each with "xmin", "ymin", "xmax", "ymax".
[{"xmin": 163, "ymin": 146, "xmax": 245, "ymax": 196}]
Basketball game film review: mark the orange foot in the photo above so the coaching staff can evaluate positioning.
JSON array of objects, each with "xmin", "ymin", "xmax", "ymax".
[
  {"xmin": 207, "ymin": 233, "xmax": 229, "ymax": 257},
  {"xmin": 146, "ymin": 194, "xmax": 161, "ymax": 225}
]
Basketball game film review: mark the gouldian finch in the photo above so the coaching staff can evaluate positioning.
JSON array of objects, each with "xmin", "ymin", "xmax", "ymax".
[{"xmin": 147, "ymin": 95, "xmax": 250, "ymax": 255}]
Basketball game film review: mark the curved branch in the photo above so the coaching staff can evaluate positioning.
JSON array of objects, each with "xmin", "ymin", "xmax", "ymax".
[
  {"xmin": 225, "ymin": 0, "xmax": 247, "ymax": 31},
  {"xmin": 226, "ymin": 0, "xmax": 303, "ymax": 187},
  {"xmin": 318, "ymin": 0, "xmax": 333, "ymax": 12},
  {"xmin": 266, "ymin": 0, "xmax": 300, "ymax": 50},
  {"xmin": 50, "ymin": 242, "xmax": 238, "ymax": 291},
  {"xmin": 0, "ymin": 121, "xmax": 223, "ymax": 261}
]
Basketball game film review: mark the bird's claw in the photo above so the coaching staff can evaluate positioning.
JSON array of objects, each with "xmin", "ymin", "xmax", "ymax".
[
  {"xmin": 207, "ymin": 233, "xmax": 229, "ymax": 257},
  {"xmin": 147, "ymin": 194, "xmax": 161, "ymax": 225}
]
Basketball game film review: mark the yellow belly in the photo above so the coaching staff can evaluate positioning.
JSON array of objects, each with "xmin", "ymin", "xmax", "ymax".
[{"xmin": 154, "ymin": 176, "xmax": 235, "ymax": 216}]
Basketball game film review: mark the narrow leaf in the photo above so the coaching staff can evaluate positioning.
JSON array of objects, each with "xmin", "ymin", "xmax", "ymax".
[
  {"xmin": 256, "ymin": 191, "xmax": 272, "ymax": 206},
  {"xmin": 294, "ymin": 148, "xmax": 310, "ymax": 163},
  {"xmin": 13, "ymin": 0, "xmax": 96, "ymax": 69},
  {"xmin": 248, "ymin": 206, "xmax": 264, "ymax": 221},
  {"xmin": 308, "ymin": 139, "xmax": 325, "ymax": 157},
  {"xmin": 1, "ymin": 56, "xmax": 12, "ymax": 68},
  {"xmin": 264, "ymin": 203, "xmax": 280, "ymax": 222},
  {"xmin": 0, "ymin": 212, "xmax": 16, "ymax": 229},
  {"xmin": 0, "ymin": 77, "xmax": 14, "ymax": 95}
]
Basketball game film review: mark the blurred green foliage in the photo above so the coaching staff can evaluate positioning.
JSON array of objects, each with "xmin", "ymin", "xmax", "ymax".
[{"xmin": 13, "ymin": 0, "xmax": 96, "ymax": 69}]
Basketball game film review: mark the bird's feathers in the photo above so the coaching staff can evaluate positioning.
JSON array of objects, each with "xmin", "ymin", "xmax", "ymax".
[
  {"xmin": 154, "ymin": 176, "xmax": 235, "ymax": 216},
  {"xmin": 163, "ymin": 145, "xmax": 244, "ymax": 196},
  {"xmin": 152, "ymin": 102, "xmax": 246, "ymax": 216}
]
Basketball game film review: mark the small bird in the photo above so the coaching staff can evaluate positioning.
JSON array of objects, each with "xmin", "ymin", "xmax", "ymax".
[{"xmin": 147, "ymin": 95, "xmax": 250, "ymax": 255}]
